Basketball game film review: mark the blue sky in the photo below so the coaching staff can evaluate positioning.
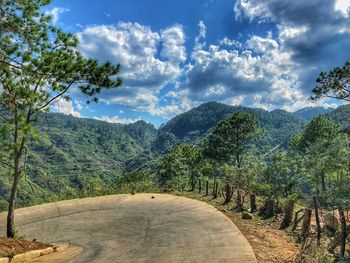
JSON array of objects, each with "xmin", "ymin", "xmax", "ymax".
[{"xmin": 45, "ymin": 0, "xmax": 350, "ymax": 126}]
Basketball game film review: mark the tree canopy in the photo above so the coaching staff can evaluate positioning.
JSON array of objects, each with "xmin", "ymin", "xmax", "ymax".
[{"xmin": 312, "ymin": 60, "xmax": 350, "ymax": 102}]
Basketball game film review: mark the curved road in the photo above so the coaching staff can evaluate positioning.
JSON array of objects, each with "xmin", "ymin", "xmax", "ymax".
[{"xmin": 0, "ymin": 194, "xmax": 256, "ymax": 263}]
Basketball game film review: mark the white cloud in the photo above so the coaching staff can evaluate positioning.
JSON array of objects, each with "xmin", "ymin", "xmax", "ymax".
[
  {"xmin": 219, "ymin": 37, "xmax": 242, "ymax": 49},
  {"xmin": 147, "ymin": 99, "xmax": 192, "ymax": 119},
  {"xmin": 70, "ymin": 1, "xmax": 350, "ymax": 119},
  {"xmin": 194, "ymin": 20, "xmax": 207, "ymax": 50},
  {"xmin": 247, "ymin": 35, "xmax": 279, "ymax": 54},
  {"xmin": 77, "ymin": 22, "xmax": 185, "ymax": 90},
  {"xmin": 93, "ymin": 115, "xmax": 140, "ymax": 124},
  {"xmin": 54, "ymin": 99, "xmax": 81, "ymax": 117},
  {"xmin": 76, "ymin": 22, "xmax": 188, "ymax": 118},
  {"xmin": 45, "ymin": 7, "xmax": 69, "ymax": 24},
  {"xmin": 161, "ymin": 25, "xmax": 187, "ymax": 64},
  {"xmin": 183, "ymin": 31, "xmax": 307, "ymax": 111},
  {"xmin": 219, "ymin": 0, "xmax": 350, "ymax": 111},
  {"xmin": 75, "ymin": 101, "xmax": 83, "ymax": 111},
  {"xmin": 335, "ymin": 0, "xmax": 350, "ymax": 16},
  {"xmin": 198, "ymin": 20, "xmax": 207, "ymax": 40}
]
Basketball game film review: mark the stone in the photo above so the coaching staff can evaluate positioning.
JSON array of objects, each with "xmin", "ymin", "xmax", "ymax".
[
  {"xmin": 242, "ymin": 212, "xmax": 253, "ymax": 220},
  {"xmin": 323, "ymin": 212, "xmax": 339, "ymax": 231}
]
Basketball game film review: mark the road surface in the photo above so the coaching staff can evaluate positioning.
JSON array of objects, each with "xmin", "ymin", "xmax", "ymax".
[{"xmin": 0, "ymin": 194, "xmax": 257, "ymax": 263}]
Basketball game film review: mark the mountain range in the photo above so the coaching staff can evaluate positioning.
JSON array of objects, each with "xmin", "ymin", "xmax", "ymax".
[{"xmin": 0, "ymin": 102, "xmax": 345, "ymax": 209}]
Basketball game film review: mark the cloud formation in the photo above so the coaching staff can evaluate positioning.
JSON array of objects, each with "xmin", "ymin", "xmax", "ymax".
[
  {"xmin": 45, "ymin": 7, "xmax": 69, "ymax": 24},
  {"xmin": 54, "ymin": 99, "xmax": 81, "ymax": 117},
  {"xmin": 178, "ymin": 0, "xmax": 350, "ymax": 111},
  {"xmin": 77, "ymin": 22, "xmax": 188, "ymax": 118},
  {"xmin": 93, "ymin": 115, "xmax": 141, "ymax": 124},
  {"xmin": 78, "ymin": 23, "xmax": 186, "ymax": 89},
  {"xmin": 69, "ymin": 1, "xmax": 350, "ymax": 120},
  {"xmin": 234, "ymin": 0, "xmax": 350, "ymax": 91}
]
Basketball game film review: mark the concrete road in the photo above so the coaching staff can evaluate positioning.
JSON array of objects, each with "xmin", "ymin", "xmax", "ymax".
[{"xmin": 0, "ymin": 194, "xmax": 257, "ymax": 263}]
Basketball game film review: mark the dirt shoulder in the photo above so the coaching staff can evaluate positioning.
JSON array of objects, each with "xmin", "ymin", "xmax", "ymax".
[
  {"xmin": 178, "ymin": 192, "xmax": 301, "ymax": 263},
  {"xmin": 0, "ymin": 238, "xmax": 52, "ymax": 258}
]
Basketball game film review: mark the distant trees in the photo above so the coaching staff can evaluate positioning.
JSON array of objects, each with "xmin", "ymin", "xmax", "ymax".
[{"xmin": 0, "ymin": 0, "xmax": 121, "ymax": 237}]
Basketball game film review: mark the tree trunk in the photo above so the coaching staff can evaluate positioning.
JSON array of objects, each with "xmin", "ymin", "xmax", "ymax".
[
  {"xmin": 321, "ymin": 171, "xmax": 326, "ymax": 192},
  {"xmin": 190, "ymin": 173, "xmax": 195, "ymax": 192},
  {"xmin": 212, "ymin": 178, "xmax": 216, "ymax": 196},
  {"xmin": 327, "ymin": 224, "xmax": 350, "ymax": 254},
  {"xmin": 205, "ymin": 180, "xmax": 209, "ymax": 196},
  {"xmin": 313, "ymin": 196, "xmax": 321, "ymax": 245},
  {"xmin": 259, "ymin": 199, "xmax": 275, "ymax": 218},
  {"xmin": 198, "ymin": 178, "xmax": 201, "ymax": 193},
  {"xmin": 7, "ymin": 104, "xmax": 31, "ymax": 238},
  {"xmin": 223, "ymin": 182, "xmax": 233, "ymax": 204},
  {"xmin": 7, "ymin": 153, "xmax": 22, "ymax": 238},
  {"xmin": 213, "ymin": 181, "xmax": 218, "ymax": 199},
  {"xmin": 280, "ymin": 199, "xmax": 295, "ymax": 229},
  {"xmin": 250, "ymin": 193, "xmax": 257, "ymax": 213},
  {"xmin": 292, "ymin": 209, "xmax": 304, "ymax": 232},
  {"xmin": 338, "ymin": 207, "xmax": 347, "ymax": 259},
  {"xmin": 235, "ymin": 190, "xmax": 244, "ymax": 210},
  {"xmin": 265, "ymin": 199, "xmax": 275, "ymax": 218},
  {"xmin": 301, "ymin": 208, "xmax": 312, "ymax": 239}
]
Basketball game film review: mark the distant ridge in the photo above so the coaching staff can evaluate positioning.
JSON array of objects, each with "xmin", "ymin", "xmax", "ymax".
[
  {"xmin": 1, "ymin": 101, "xmax": 348, "ymax": 209},
  {"xmin": 294, "ymin": 106, "xmax": 334, "ymax": 121},
  {"xmin": 155, "ymin": 101, "xmax": 307, "ymax": 153}
]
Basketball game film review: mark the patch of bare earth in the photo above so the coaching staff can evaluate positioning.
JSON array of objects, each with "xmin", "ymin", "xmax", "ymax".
[
  {"xmin": 179, "ymin": 192, "xmax": 300, "ymax": 263},
  {"xmin": 0, "ymin": 238, "xmax": 52, "ymax": 258}
]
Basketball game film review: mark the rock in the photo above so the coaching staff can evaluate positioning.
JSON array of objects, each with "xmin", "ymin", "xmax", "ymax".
[
  {"xmin": 242, "ymin": 212, "xmax": 253, "ymax": 220},
  {"xmin": 323, "ymin": 212, "xmax": 339, "ymax": 231}
]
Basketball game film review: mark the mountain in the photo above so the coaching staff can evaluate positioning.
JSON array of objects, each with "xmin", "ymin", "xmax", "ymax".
[
  {"xmin": 0, "ymin": 113, "xmax": 157, "ymax": 209},
  {"xmin": 325, "ymin": 104, "xmax": 350, "ymax": 127},
  {"xmin": 156, "ymin": 102, "xmax": 307, "ymax": 152},
  {"xmin": 0, "ymin": 102, "xmax": 321, "ymax": 209},
  {"xmin": 294, "ymin": 107, "xmax": 334, "ymax": 121}
]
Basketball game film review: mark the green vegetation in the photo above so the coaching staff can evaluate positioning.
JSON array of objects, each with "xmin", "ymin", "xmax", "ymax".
[
  {"xmin": 294, "ymin": 107, "xmax": 334, "ymax": 122},
  {"xmin": 204, "ymin": 112, "xmax": 260, "ymax": 206},
  {"xmin": 0, "ymin": 0, "xmax": 121, "ymax": 237}
]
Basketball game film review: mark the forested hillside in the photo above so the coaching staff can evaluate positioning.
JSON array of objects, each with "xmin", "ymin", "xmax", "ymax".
[
  {"xmin": 294, "ymin": 106, "xmax": 334, "ymax": 121},
  {"xmin": 156, "ymin": 102, "xmax": 307, "ymax": 152},
  {"xmin": 0, "ymin": 113, "xmax": 157, "ymax": 209},
  {"xmin": 326, "ymin": 104, "xmax": 350, "ymax": 127},
  {"xmin": 1, "ymin": 103, "xmax": 349, "ymax": 210}
]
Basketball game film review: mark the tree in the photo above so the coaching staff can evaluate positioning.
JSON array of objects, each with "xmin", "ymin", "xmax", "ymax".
[
  {"xmin": 291, "ymin": 116, "xmax": 343, "ymax": 196},
  {"xmin": 0, "ymin": 0, "xmax": 122, "ymax": 237},
  {"xmin": 158, "ymin": 144, "xmax": 202, "ymax": 191},
  {"xmin": 311, "ymin": 61, "xmax": 350, "ymax": 102},
  {"xmin": 204, "ymin": 112, "xmax": 260, "ymax": 206}
]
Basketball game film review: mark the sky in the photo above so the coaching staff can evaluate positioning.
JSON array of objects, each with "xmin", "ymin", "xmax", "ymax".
[{"xmin": 44, "ymin": 0, "xmax": 350, "ymax": 126}]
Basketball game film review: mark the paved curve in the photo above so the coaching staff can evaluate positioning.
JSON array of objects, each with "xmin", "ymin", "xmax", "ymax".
[{"xmin": 0, "ymin": 194, "xmax": 256, "ymax": 263}]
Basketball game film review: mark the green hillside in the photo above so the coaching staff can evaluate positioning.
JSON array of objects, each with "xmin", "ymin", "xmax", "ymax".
[
  {"xmin": 2, "ymin": 102, "xmax": 345, "ymax": 209},
  {"xmin": 294, "ymin": 106, "xmax": 334, "ymax": 121},
  {"xmin": 156, "ymin": 102, "xmax": 307, "ymax": 152},
  {"xmin": 325, "ymin": 104, "xmax": 350, "ymax": 127},
  {"xmin": 0, "ymin": 113, "xmax": 157, "ymax": 209}
]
